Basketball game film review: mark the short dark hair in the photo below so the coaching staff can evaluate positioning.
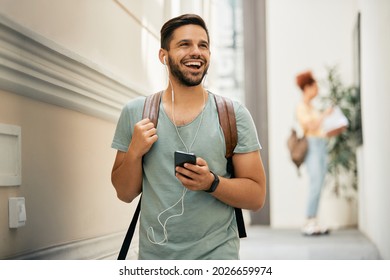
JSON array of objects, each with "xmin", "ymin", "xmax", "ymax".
[{"xmin": 160, "ymin": 14, "xmax": 210, "ymax": 50}]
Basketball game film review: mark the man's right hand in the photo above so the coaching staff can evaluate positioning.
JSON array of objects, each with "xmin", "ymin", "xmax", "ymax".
[
  {"xmin": 128, "ymin": 118, "xmax": 158, "ymax": 158},
  {"xmin": 111, "ymin": 118, "xmax": 158, "ymax": 203}
]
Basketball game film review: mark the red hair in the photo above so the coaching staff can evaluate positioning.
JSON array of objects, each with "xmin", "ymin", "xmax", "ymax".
[{"xmin": 296, "ymin": 71, "xmax": 316, "ymax": 91}]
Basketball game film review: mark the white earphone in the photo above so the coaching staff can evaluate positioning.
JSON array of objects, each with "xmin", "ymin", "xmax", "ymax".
[{"xmin": 163, "ymin": 56, "xmax": 167, "ymax": 65}]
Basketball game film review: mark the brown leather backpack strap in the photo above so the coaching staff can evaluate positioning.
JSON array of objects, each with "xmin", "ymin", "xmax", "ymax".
[
  {"xmin": 213, "ymin": 93, "xmax": 246, "ymax": 238},
  {"xmin": 142, "ymin": 91, "xmax": 163, "ymax": 127},
  {"xmin": 213, "ymin": 94, "xmax": 237, "ymax": 158}
]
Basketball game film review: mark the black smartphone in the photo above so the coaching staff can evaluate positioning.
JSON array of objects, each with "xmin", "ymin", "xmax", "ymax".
[{"xmin": 174, "ymin": 151, "xmax": 196, "ymax": 175}]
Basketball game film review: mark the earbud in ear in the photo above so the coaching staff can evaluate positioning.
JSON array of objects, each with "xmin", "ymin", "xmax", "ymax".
[{"xmin": 163, "ymin": 56, "xmax": 167, "ymax": 65}]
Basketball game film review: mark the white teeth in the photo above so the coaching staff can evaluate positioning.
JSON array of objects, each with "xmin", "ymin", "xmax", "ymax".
[{"xmin": 185, "ymin": 62, "xmax": 201, "ymax": 67}]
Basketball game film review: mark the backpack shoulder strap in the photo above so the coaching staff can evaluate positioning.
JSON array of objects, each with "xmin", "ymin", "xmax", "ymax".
[
  {"xmin": 213, "ymin": 94, "xmax": 246, "ymax": 238},
  {"xmin": 213, "ymin": 94, "xmax": 238, "ymax": 158},
  {"xmin": 117, "ymin": 197, "xmax": 141, "ymax": 260},
  {"xmin": 143, "ymin": 91, "xmax": 163, "ymax": 126}
]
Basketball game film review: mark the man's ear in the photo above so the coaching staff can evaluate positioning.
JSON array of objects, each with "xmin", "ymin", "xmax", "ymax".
[{"xmin": 159, "ymin": 49, "xmax": 167, "ymax": 65}]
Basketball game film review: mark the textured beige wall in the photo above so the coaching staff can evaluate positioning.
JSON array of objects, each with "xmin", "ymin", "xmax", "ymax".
[
  {"xmin": 0, "ymin": 0, "xmax": 165, "ymax": 258},
  {"xmin": 0, "ymin": 89, "xmax": 132, "ymax": 258},
  {"xmin": 0, "ymin": 0, "xmax": 164, "ymax": 92}
]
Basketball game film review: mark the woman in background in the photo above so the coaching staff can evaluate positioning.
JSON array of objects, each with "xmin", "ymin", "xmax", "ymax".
[{"xmin": 296, "ymin": 71, "xmax": 332, "ymax": 236}]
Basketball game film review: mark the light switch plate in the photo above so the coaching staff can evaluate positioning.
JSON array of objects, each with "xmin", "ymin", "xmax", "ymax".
[{"xmin": 9, "ymin": 197, "xmax": 26, "ymax": 228}]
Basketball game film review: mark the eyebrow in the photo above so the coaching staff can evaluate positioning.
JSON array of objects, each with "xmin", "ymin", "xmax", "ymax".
[{"xmin": 176, "ymin": 39, "xmax": 209, "ymax": 47}]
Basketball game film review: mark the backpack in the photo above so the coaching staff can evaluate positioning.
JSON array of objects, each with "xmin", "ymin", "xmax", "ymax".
[
  {"xmin": 117, "ymin": 91, "xmax": 246, "ymax": 260},
  {"xmin": 287, "ymin": 128, "xmax": 308, "ymax": 175}
]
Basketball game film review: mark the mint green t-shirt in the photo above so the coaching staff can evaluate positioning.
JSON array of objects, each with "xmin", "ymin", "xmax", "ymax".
[{"xmin": 111, "ymin": 91, "xmax": 261, "ymax": 259}]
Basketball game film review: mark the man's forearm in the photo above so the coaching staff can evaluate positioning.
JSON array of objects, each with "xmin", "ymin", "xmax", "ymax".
[
  {"xmin": 211, "ymin": 176, "xmax": 266, "ymax": 211},
  {"xmin": 111, "ymin": 150, "xmax": 143, "ymax": 203}
]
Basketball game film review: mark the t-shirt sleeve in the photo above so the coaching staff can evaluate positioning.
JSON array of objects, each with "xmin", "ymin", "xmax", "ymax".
[
  {"xmin": 233, "ymin": 102, "xmax": 262, "ymax": 154},
  {"xmin": 111, "ymin": 97, "xmax": 145, "ymax": 152}
]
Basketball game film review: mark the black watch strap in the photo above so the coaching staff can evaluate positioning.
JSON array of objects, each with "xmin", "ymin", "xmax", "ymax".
[{"xmin": 205, "ymin": 171, "xmax": 220, "ymax": 193}]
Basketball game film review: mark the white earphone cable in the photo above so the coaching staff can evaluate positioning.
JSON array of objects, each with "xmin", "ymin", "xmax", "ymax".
[{"xmin": 147, "ymin": 57, "xmax": 206, "ymax": 245}]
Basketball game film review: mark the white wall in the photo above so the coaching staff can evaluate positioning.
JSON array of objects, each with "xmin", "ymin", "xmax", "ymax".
[
  {"xmin": 267, "ymin": 0, "xmax": 390, "ymax": 259},
  {"xmin": 267, "ymin": 0, "xmax": 359, "ymax": 228},
  {"xmin": 0, "ymin": 0, "xmax": 164, "ymax": 93},
  {"xmin": 358, "ymin": 0, "xmax": 390, "ymax": 260}
]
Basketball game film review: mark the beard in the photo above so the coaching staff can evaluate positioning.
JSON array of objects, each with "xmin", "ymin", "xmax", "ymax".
[{"xmin": 168, "ymin": 58, "xmax": 209, "ymax": 87}]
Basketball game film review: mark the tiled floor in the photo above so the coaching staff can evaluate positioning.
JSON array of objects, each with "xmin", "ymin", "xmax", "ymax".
[{"xmin": 240, "ymin": 225, "xmax": 381, "ymax": 260}]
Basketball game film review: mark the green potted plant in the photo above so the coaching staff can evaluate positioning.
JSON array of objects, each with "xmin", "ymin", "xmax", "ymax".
[{"xmin": 321, "ymin": 66, "xmax": 363, "ymax": 197}]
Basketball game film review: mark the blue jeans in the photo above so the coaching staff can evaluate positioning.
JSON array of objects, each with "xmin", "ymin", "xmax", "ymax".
[{"xmin": 305, "ymin": 137, "xmax": 327, "ymax": 218}]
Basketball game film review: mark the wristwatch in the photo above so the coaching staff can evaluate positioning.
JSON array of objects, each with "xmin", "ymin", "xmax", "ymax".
[{"xmin": 205, "ymin": 171, "xmax": 220, "ymax": 193}]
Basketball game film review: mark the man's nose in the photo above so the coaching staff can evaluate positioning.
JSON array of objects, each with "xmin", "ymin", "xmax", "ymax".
[{"xmin": 189, "ymin": 45, "xmax": 201, "ymax": 56}]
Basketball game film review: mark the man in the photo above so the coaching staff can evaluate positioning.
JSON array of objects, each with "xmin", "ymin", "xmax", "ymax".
[{"xmin": 111, "ymin": 14, "xmax": 266, "ymax": 259}]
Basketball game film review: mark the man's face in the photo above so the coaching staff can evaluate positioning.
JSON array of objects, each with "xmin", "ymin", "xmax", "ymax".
[{"xmin": 167, "ymin": 24, "xmax": 210, "ymax": 87}]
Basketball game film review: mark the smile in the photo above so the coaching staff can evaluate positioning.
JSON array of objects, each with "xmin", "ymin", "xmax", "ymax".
[{"xmin": 184, "ymin": 61, "xmax": 203, "ymax": 69}]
